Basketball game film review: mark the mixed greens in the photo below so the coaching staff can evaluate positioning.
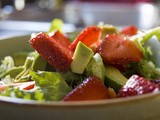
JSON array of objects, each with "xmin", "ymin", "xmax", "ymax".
[{"xmin": 0, "ymin": 19, "xmax": 160, "ymax": 101}]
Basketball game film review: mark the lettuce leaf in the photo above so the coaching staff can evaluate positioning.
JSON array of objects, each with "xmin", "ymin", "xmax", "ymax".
[
  {"xmin": 0, "ymin": 87, "xmax": 44, "ymax": 101},
  {"xmin": 0, "ymin": 56, "xmax": 15, "ymax": 76},
  {"xmin": 60, "ymin": 70, "xmax": 83, "ymax": 88},
  {"xmin": 140, "ymin": 27, "xmax": 160, "ymax": 43},
  {"xmin": 131, "ymin": 27, "xmax": 160, "ymax": 44},
  {"xmin": 125, "ymin": 59, "xmax": 160, "ymax": 80},
  {"xmin": 30, "ymin": 71, "xmax": 72, "ymax": 101},
  {"xmin": 130, "ymin": 27, "xmax": 160, "ymax": 65}
]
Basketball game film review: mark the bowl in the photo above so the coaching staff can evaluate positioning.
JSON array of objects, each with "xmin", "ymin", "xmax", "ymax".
[{"xmin": 1, "ymin": 35, "xmax": 160, "ymax": 120}]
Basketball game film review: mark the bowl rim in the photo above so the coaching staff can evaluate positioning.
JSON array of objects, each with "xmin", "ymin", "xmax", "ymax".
[
  {"xmin": 0, "ymin": 92, "xmax": 160, "ymax": 109},
  {"xmin": 0, "ymin": 35, "xmax": 160, "ymax": 109}
]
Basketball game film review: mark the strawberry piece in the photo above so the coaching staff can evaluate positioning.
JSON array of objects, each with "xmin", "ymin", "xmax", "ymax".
[
  {"xmin": 69, "ymin": 26, "xmax": 102, "ymax": 51},
  {"xmin": 121, "ymin": 25, "xmax": 138, "ymax": 36},
  {"xmin": 29, "ymin": 32, "xmax": 73, "ymax": 72},
  {"xmin": 97, "ymin": 34, "xmax": 143, "ymax": 66},
  {"xmin": 0, "ymin": 81, "xmax": 35, "ymax": 91},
  {"xmin": 50, "ymin": 30, "xmax": 71, "ymax": 48},
  {"xmin": 90, "ymin": 40, "xmax": 102, "ymax": 53},
  {"xmin": 0, "ymin": 85, "xmax": 8, "ymax": 91},
  {"xmin": 21, "ymin": 81, "xmax": 35, "ymax": 90},
  {"xmin": 118, "ymin": 75, "xmax": 160, "ymax": 97},
  {"xmin": 63, "ymin": 76, "xmax": 110, "ymax": 101}
]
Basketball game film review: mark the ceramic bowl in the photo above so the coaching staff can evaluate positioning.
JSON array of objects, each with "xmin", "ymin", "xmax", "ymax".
[{"xmin": 1, "ymin": 35, "xmax": 160, "ymax": 120}]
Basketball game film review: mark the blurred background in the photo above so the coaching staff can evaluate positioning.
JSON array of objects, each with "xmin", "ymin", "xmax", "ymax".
[{"xmin": 0, "ymin": 0, "xmax": 160, "ymax": 37}]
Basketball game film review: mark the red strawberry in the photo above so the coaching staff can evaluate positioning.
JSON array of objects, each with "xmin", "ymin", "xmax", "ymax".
[
  {"xmin": 50, "ymin": 30, "xmax": 71, "ymax": 47},
  {"xmin": 118, "ymin": 75, "xmax": 160, "ymax": 97},
  {"xmin": 63, "ymin": 76, "xmax": 110, "ymax": 101},
  {"xmin": 21, "ymin": 81, "xmax": 35, "ymax": 90},
  {"xmin": 0, "ymin": 85, "xmax": 8, "ymax": 91},
  {"xmin": 97, "ymin": 34, "xmax": 143, "ymax": 66},
  {"xmin": 121, "ymin": 25, "xmax": 138, "ymax": 36},
  {"xmin": 69, "ymin": 26, "xmax": 102, "ymax": 51},
  {"xmin": 29, "ymin": 32, "xmax": 73, "ymax": 72},
  {"xmin": 0, "ymin": 81, "xmax": 35, "ymax": 91},
  {"xmin": 90, "ymin": 40, "xmax": 102, "ymax": 53}
]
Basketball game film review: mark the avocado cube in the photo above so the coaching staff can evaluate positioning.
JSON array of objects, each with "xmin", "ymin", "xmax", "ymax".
[{"xmin": 71, "ymin": 42, "xmax": 94, "ymax": 74}]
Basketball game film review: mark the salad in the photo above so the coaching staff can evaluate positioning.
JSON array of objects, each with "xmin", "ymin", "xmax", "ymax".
[{"xmin": 0, "ymin": 19, "xmax": 160, "ymax": 102}]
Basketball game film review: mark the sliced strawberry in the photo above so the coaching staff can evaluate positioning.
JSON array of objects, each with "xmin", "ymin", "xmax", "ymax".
[
  {"xmin": 20, "ymin": 81, "xmax": 35, "ymax": 90},
  {"xmin": 69, "ymin": 26, "xmax": 102, "ymax": 51},
  {"xmin": 121, "ymin": 25, "xmax": 138, "ymax": 36},
  {"xmin": 118, "ymin": 75, "xmax": 160, "ymax": 97},
  {"xmin": 50, "ymin": 30, "xmax": 71, "ymax": 48},
  {"xmin": 0, "ymin": 81, "xmax": 35, "ymax": 91},
  {"xmin": 63, "ymin": 76, "xmax": 110, "ymax": 101},
  {"xmin": 0, "ymin": 85, "xmax": 8, "ymax": 91},
  {"xmin": 97, "ymin": 34, "xmax": 143, "ymax": 66},
  {"xmin": 90, "ymin": 40, "xmax": 102, "ymax": 53},
  {"xmin": 29, "ymin": 32, "xmax": 73, "ymax": 72}
]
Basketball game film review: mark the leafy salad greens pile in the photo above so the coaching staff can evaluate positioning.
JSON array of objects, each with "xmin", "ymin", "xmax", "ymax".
[{"xmin": 0, "ymin": 19, "xmax": 160, "ymax": 102}]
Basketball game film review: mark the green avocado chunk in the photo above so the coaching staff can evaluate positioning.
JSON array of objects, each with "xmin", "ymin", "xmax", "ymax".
[
  {"xmin": 71, "ymin": 42, "xmax": 94, "ymax": 74},
  {"xmin": 85, "ymin": 53, "xmax": 105, "ymax": 82},
  {"xmin": 0, "ymin": 66, "xmax": 24, "ymax": 78},
  {"xmin": 105, "ymin": 65, "xmax": 128, "ymax": 93},
  {"xmin": 100, "ymin": 24, "xmax": 119, "ymax": 39},
  {"xmin": 31, "ymin": 54, "xmax": 47, "ymax": 72}
]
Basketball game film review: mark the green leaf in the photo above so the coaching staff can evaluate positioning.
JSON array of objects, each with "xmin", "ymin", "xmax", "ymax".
[
  {"xmin": 0, "ymin": 87, "xmax": 44, "ymax": 101},
  {"xmin": 30, "ymin": 71, "xmax": 72, "ymax": 101},
  {"xmin": 48, "ymin": 18, "xmax": 63, "ymax": 33},
  {"xmin": 131, "ymin": 27, "xmax": 160, "ymax": 44},
  {"xmin": 15, "ymin": 52, "xmax": 46, "ymax": 82},
  {"xmin": 136, "ymin": 60, "xmax": 160, "ymax": 80},
  {"xmin": 141, "ymin": 27, "xmax": 160, "ymax": 43},
  {"xmin": 0, "ymin": 56, "xmax": 15, "ymax": 75},
  {"xmin": 0, "ymin": 66, "xmax": 24, "ymax": 78},
  {"xmin": 60, "ymin": 70, "xmax": 83, "ymax": 88},
  {"xmin": 125, "ymin": 59, "xmax": 160, "ymax": 80}
]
